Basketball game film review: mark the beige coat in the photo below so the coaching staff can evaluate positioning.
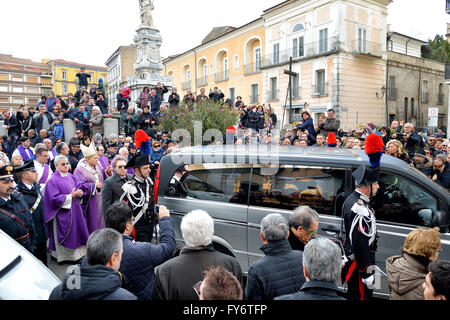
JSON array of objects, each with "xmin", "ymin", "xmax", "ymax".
[{"xmin": 386, "ymin": 253, "xmax": 428, "ymax": 300}]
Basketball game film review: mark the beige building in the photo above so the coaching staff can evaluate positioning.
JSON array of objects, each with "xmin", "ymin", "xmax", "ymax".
[
  {"xmin": 163, "ymin": 18, "xmax": 266, "ymax": 106},
  {"xmin": 0, "ymin": 54, "xmax": 52, "ymax": 111}
]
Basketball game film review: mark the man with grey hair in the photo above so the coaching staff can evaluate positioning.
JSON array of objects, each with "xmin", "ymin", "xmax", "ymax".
[
  {"xmin": 245, "ymin": 213, "xmax": 305, "ymax": 300},
  {"xmin": 393, "ymin": 122, "xmax": 423, "ymax": 159},
  {"xmin": 49, "ymin": 228, "xmax": 137, "ymax": 300},
  {"xmin": 102, "ymin": 156, "xmax": 131, "ymax": 216},
  {"xmin": 34, "ymin": 143, "xmax": 52, "ymax": 193},
  {"xmin": 288, "ymin": 206, "xmax": 319, "ymax": 252},
  {"xmin": 153, "ymin": 210, "xmax": 242, "ymax": 300},
  {"xmin": 275, "ymin": 237, "xmax": 345, "ymax": 300}
]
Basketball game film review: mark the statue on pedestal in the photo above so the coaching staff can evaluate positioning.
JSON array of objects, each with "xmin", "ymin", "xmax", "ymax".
[{"xmin": 139, "ymin": 0, "xmax": 154, "ymax": 27}]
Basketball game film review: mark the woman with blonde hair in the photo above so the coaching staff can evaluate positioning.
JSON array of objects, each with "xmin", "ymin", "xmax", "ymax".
[
  {"xmin": 386, "ymin": 139, "xmax": 410, "ymax": 163},
  {"xmin": 386, "ymin": 227, "xmax": 441, "ymax": 300}
]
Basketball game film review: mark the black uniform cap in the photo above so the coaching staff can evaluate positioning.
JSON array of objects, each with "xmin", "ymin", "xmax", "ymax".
[
  {"xmin": 352, "ymin": 165, "xmax": 379, "ymax": 187},
  {"xmin": 125, "ymin": 153, "xmax": 150, "ymax": 169},
  {"xmin": 13, "ymin": 160, "xmax": 37, "ymax": 174}
]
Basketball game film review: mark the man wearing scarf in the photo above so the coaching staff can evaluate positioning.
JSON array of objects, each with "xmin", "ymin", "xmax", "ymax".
[{"xmin": 73, "ymin": 143, "xmax": 105, "ymax": 234}]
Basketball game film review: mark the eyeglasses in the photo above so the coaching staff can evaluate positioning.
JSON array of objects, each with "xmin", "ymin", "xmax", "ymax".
[
  {"xmin": 305, "ymin": 227, "xmax": 318, "ymax": 237},
  {"xmin": 60, "ymin": 163, "xmax": 69, "ymax": 166},
  {"xmin": 117, "ymin": 165, "xmax": 126, "ymax": 169},
  {"xmin": 154, "ymin": 145, "xmax": 160, "ymax": 148}
]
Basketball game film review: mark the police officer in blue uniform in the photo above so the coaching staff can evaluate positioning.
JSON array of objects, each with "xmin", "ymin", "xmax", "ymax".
[{"xmin": 15, "ymin": 160, "xmax": 48, "ymax": 265}]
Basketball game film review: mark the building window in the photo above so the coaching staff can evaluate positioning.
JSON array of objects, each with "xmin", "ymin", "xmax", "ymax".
[
  {"xmin": 438, "ymin": 83, "xmax": 444, "ymax": 105},
  {"xmin": 229, "ymin": 88, "xmax": 236, "ymax": 103},
  {"xmin": 292, "ymin": 23, "xmax": 304, "ymax": 33},
  {"xmin": 254, "ymin": 47, "xmax": 262, "ymax": 72},
  {"xmin": 269, "ymin": 77, "xmax": 278, "ymax": 101},
  {"xmin": 293, "ymin": 37, "xmax": 304, "ymax": 58},
  {"xmin": 234, "ymin": 55, "xmax": 239, "ymax": 70},
  {"xmin": 315, "ymin": 70, "xmax": 326, "ymax": 95},
  {"xmin": 0, "ymin": 74, "xmax": 8, "ymax": 81},
  {"xmin": 388, "ymin": 76, "xmax": 397, "ymax": 99},
  {"xmin": 358, "ymin": 28, "xmax": 367, "ymax": 53},
  {"xmin": 422, "ymin": 80, "xmax": 428, "ymax": 103},
  {"xmin": 203, "ymin": 64, "xmax": 208, "ymax": 81},
  {"xmin": 223, "ymin": 58, "xmax": 229, "ymax": 80},
  {"xmin": 0, "ymin": 85, "xmax": 8, "ymax": 92},
  {"xmin": 210, "ymin": 64, "xmax": 214, "ymax": 77},
  {"xmin": 27, "ymin": 87, "xmax": 39, "ymax": 94},
  {"xmin": 251, "ymin": 84, "xmax": 259, "ymax": 104},
  {"xmin": 319, "ymin": 28, "xmax": 328, "ymax": 53},
  {"xmin": 62, "ymin": 71, "xmax": 68, "ymax": 80},
  {"xmin": 293, "ymin": 74, "xmax": 300, "ymax": 98},
  {"xmin": 13, "ymin": 97, "xmax": 25, "ymax": 104},
  {"xmin": 410, "ymin": 98, "xmax": 415, "ymax": 117},
  {"xmin": 273, "ymin": 43, "xmax": 280, "ymax": 64},
  {"xmin": 62, "ymin": 84, "xmax": 68, "ymax": 95},
  {"xmin": 12, "ymin": 87, "xmax": 23, "ymax": 93},
  {"xmin": 12, "ymin": 75, "xmax": 24, "ymax": 82}
]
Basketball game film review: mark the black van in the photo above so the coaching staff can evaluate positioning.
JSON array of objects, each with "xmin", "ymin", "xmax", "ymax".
[{"xmin": 155, "ymin": 145, "xmax": 450, "ymax": 299}]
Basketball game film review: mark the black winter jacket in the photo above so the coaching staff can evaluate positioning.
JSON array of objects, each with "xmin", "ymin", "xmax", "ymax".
[
  {"xmin": 245, "ymin": 240, "xmax": 305, "ymax": 300},
  {"xmin": 275, "ymin": 280, "xmax": 346, "ymax": 300},
  {"xmin": 153, "ymin": 244, "xmax": 243, "ymax": 300},
  {"xmin": 49, "ymin": 265, "xmax": 137, "ymax": 300}
]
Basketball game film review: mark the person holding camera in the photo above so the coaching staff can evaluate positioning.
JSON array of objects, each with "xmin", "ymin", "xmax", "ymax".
[
  {"xmin": 392, "ymin": 123, "xmax": 423, "ymax": 159},
  {"xmin": 168, "ymin": 88, "xmax": 180, "ymax": 107},
  {"xmin": 183, "ymin": 90, "xmax": 195, "ymax": 108},
  {"xmin": 296, "ymin": 111, "xmax": 316, "ymax": 141}
]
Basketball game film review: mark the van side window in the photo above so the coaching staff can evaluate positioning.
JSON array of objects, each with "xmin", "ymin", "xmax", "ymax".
[
  {"xmin": 372, "ymin": 172, "xmax": 438, "ymax": 227},
  {"xmin": 164, "ymin": 164, "xmax": 251, "ymax": 205},
  {"xmin": 250, "ymin": 166, "xmax": 346, "ymax": 215}
]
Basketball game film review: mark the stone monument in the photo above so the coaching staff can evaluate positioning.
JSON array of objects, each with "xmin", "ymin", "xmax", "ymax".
[{"xmin": 127, "ymin": 0, "xmax": 172, "ymax": 107}]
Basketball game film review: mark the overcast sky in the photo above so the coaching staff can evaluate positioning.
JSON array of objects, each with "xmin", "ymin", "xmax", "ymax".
[{"xmin": 0, "ymin": 0, "xmax": 448, "ymax": 67}]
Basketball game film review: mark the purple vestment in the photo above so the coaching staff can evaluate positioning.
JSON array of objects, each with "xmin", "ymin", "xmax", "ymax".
[
  {"xmin": 98, "ymin": 155, "xmax": 110, "ymax": 179},
  {"xmin": 73, "ymin": 159, "xmax": 105, "ymax": 234},
  {"xmin": 44, "ymin": 171, "xmax": 89, "ymax": 251}
]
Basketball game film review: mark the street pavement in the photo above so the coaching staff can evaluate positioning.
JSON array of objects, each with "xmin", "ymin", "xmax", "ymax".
[{"xmin": 47, "ymin": 252, "xmax": 78, "ymax": 281}]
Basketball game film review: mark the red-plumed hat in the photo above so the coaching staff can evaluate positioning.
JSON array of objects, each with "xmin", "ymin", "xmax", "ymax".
[{"xmin": 327, "ymin": 132, "xmax": 337, "ymax": 147}]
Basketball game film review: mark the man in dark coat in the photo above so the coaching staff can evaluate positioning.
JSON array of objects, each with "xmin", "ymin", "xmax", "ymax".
[
  {"xmin": 150, "ymin": 89, "xmax": 162, "ymax": 116},
  {"xmin": 393, "ymin": 123, "xmax": 422, "ymax": 159},
  {"xmin": 246, "ymin": 213, "xmax": 305, "ymax": 300},
  {"xmin": 102, "ymin": 156, "xmax": 132, "ymax": 216},
  {"xmin": 2, "ymin": 111, "xmax": 22, "ymax": 149},
  {"xmin": 412, "ymin": 149, "xmax": 433, "ymax": 177},
  {"xmin": 318, "ymin": 109, "xmax": 340, "ymax": 137},
  {"xmin": 153, "ymin": 210, "xmax": 243, "ymax": 300},
  {"xmin": 168, "ymin": 88, "xmax": 180, "ymax": 107},
  {"xmin": 104, "ymin": 203, "xmax": 176, "ymax": 300},
  {"xmin": 15, "ymin": 160, "xmax": 48, "ymax": 265},
  {"xmin": 0, "ymin": 164, "xmax": 36, "ymax": 254},
  {"xmin": 49, "ymin": 228, "xmax": 137, "ymax": 300},
  {"xmin": 153, "ymin": 82, "xmax": 168, "ymax": 98},
  {"xmin": 288, "ymin": 206, "xmax": 319, "ymax": 252},
  {"xmin": 275, "ymin": 238, "xmax": 346, "ymax": 300},
  {"xmin": 76, "ymin": 67, "xmax": 91, "ymax": 90},
  {"xmin": 137, "ymin": 106, "xmax": 157, "ymax": 137},
  {"xmin": 431, "ymin": 154, "xmax": 450, "ymax": 189}
]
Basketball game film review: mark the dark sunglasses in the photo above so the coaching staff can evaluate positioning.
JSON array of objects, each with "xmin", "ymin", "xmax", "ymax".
[{"xmin": 117, "ymin": 165, "xmax": 126, "ymax": 169}]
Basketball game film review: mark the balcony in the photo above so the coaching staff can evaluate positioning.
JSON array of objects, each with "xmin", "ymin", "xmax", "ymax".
[
  {"xmin": 196, "ymin": 77, "xmax": 208, "ymax": 87},
  {"xmin": 422, "ymin": 92, "xmax": 429, "ymax": 103},
  {"xmin": 267, "ymin": 90, "xmax": 279, "ymax": 102},
  {"xmin": 263, "ymin": 37, "xmax": 338, "ymax": 68},
  {"xmin": 215, "ymin": 71, "xmax": 229, "ymax": 83},
  {"xmin": 244, "ymin": 62, "xmax": 262, "ymax": 75},
  {"xmin": 438, "ymin": 93, "xmax": 444, "ymax": 105},
  {"xmin": 312, "ymin": 82, "xmax": 328, "ymax": 97},
  {"xmin": 181, "ymin": 80, "xmax": 191, "ymax": 90},
  {"xmin": 388, "ymin": 87, "xmax": 397, "ymax": 100},
  {"xmin": 352, "ymin": 40, "xmax": 382, "ymax": 58},
  {"xmin": 41, "ymin": 82, "xmax": 52, "ymax": 88},
  {"xmin": 40, "ymin": 73, "xmax": 53, "ymax": 77}
]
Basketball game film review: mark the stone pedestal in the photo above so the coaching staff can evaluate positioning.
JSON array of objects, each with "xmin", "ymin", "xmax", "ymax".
[
  {"xmin": 63, "ymin": 119, "xmax": 76, "ymax": 144},
  {"xmin": 127, "ymin": 25, "xmax": 173, "ymax": 108}
]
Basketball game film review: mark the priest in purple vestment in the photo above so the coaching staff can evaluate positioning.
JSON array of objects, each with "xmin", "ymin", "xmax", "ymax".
[
  {"xmin": 44, "ymin": 155, "xmax": 89, "ymax": 263},
  {"xmin": 12, "ymin": 136, "xmax": 34, "ymax": 162},
  {"xmin": 96, "ymin": 144, "xmax": 111, "ymax": 180},
  {"xmin": 74, "ymin": 143, "xmax": 105, "ymax": 234}
]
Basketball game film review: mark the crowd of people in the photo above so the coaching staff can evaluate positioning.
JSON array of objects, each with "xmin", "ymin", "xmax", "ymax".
[{"xmin": 0, "ymin": 73, "xmax": 449, "ymax": 301}]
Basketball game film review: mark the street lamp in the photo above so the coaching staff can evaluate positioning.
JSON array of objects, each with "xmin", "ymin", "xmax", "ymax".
[{"xmin": 381, "ymin": 85, "xmax": 386, "ymax": 98}]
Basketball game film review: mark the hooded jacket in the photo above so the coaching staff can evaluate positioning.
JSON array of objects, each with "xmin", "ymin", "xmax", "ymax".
[
  {"xmin": 49, "ymin": 265, "xmax": 137, "ymax": 300},
  {"xmin": 386, "ymin": 253, "xmax": 428, "ymax": 300}
]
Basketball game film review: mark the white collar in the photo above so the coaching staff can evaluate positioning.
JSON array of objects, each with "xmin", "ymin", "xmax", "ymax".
[
  {"xmin": 24, "ymin": 183, "xmax": 33, "ymax": 190},
  {"xmin": 0, "ymin": 196, "xmax": 10, "ymax": 202},
  {"xmin": 355, "ymin": 190, "xmax": 370, "ymax": 203}
]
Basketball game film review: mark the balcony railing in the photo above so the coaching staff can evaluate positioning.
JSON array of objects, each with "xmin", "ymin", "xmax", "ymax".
[
  {"xmin": 312, "ymin": 82, "xmax": 328, "ymax": 97},
  {"xmin": 438, "ymin": 93, "xmax": 444, "ymax": 105},
  {"xmin": 263, "ymin": 37, "xmax": 338, "ymax": 68},
  {"xmin": 181, "ymin": 80, "xmax": 191, "ymax": 90},
  {"xmin": 422, "ymin": 92, "xmax": 429, "ymax": 103},
  {"xmin": 352, "ymin": 40, "xmax": 382, "ymax": 57},
  {"xmin": 215, "ymin": 71, "xmax": 229, "ymax": 83},
  {"xmin": 196, "ymin": 77, "xmax": 208, "ymax": 87},
  {"xmin": 244, "ymin": 62, "xmax": 262, "ymax": 75},
  {"xmin": 267, "ymin": 90, "xmax": 279, "ymax": 102},
  {"xmin": 388, "ymin": 87, "xmax": 397, "ymax": 100}
]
